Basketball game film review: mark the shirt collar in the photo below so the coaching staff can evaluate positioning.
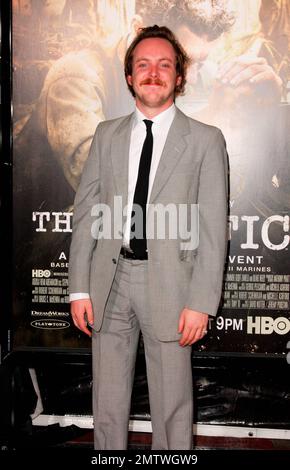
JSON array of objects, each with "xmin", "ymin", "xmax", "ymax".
[{"xmin": 134, "ymin": 103, "xmax": 176, "ymax": 129}]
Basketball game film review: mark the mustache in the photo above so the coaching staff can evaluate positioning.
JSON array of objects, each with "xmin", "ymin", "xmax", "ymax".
[{"xmin": 140, "ymin": 78, "xmax": 165, "ymax": 86}]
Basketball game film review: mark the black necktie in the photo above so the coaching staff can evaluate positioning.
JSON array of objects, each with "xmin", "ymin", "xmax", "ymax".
[{"xmin": 130, "ymin": 119, "xmax": 153, "ymax": 257}]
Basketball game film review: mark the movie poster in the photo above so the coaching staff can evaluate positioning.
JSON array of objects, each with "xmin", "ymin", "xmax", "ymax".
[{"xmin": 12, "ymin": 1, "xmax": 290, "ymax": 354}]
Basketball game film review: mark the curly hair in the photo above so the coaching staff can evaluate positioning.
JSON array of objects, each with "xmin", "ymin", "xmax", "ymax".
[
  {"xmin": 136, "ymin": 0, "xmax": 235, "ymax": 41},
  {"xmin": 124, "ymin": 25, "xmax": 191, "ymax": 97}
]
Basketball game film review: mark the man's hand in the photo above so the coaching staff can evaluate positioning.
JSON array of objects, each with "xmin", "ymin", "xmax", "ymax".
[
  {"xmin": 71, "ymin": 299, "xmax": 94, "ymax": 337},
  {"xmin": 178, "ymin": 308, "xmax": 208, "ymax": 347},
  {"xmin": 216, "ymin": 55, "xmax": 282, "ymax": 98}
]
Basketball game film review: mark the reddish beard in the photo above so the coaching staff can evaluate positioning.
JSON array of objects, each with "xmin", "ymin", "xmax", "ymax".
[{"xmin": 140, "ymin": 78, "xmax": 165, "ymax": 87}]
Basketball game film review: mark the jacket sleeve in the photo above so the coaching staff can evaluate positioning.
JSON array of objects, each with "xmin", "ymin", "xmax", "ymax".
[
  {"xmin": 68, "ymin": 123, "xmax": 103, "ymax": 295},
  {"xmin": 185, "ymin": 128, "xmax": 229, "ymax": 316},
  {"xmin": 46, "ymin": 74, "xmax": 105, "ymax": 191}
]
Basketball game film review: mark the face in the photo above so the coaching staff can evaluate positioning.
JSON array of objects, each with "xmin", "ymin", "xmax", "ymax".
[
  {"xmin": 42, "ymin": 0, "xmax": 66, "ymax": 17},
  {"xmin": 176, "ymin": 25, "xmax": 220, "ymax": 85},
  {"xmin": 127, "ymin": 37, "xmax": 182, "ymax": 117}
]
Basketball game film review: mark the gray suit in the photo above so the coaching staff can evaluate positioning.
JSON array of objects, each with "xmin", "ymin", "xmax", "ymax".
[{"xmin": 69, "ymin": 107, "xmax": 228, "ymax": 449}]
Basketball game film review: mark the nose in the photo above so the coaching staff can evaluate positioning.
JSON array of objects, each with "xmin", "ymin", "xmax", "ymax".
[
  {"xmin": 194, "ymin": 42, "xmax": 211, "ymax": 64},
  {"xmin": 198, "ymin": 48, "xmax": 209, "ymax": 63},
  {"xmin": 149, "ymin": 64, "xmax": 158, "ymax": 78}
]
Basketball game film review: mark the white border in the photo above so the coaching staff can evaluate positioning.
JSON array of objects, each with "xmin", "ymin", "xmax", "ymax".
[{"xmin": 32, "ymin": 415, "xmax": 290, "ymax": 440}]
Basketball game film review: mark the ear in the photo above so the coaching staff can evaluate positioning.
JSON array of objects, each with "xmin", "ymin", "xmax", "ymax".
[
  {"xmin": 127, "ymin": 75, "xmax": 133, "ymax": 86},
  {"xmin": 127, "ymin": 15, "xmax": 144, "ymax": 47},
  {"xmin": 130, "ymin": 14, "xmax": 144, "ymax": 36},
  {"xmin": 176, "ymin": 75, "xmax": 182, "ymax": 87}
]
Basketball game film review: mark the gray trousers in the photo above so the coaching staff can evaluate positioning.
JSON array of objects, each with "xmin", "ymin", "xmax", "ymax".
[{"xmin": 92, "ymin": 256, "xmax": 193, "ymax": 450}]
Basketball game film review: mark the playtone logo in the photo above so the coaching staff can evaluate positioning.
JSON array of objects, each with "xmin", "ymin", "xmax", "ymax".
[
  {"xmin": 31, "ymin": 319, "xmax": 70, "ymax": 330},
  {"xmin": 247, "ymin": 316, "xmax": 290, "ymax": 335}
]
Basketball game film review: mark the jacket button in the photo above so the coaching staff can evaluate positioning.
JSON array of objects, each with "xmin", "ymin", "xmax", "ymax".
[{"xmin": 112, "ymin": 258, "xmax": 117, "ymax": 264}]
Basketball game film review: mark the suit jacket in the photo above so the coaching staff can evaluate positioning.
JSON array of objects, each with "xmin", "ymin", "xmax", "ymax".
[{"xmin": 69, "ymin": 107, "xmax": 228, "ymax": 341}]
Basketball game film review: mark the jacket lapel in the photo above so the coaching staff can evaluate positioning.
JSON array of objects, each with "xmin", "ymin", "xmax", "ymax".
[
  {"xmin": 110, "ymin": 108, "xmax": 191, "ymax": 206},
  {"xmin": 149, "ymin": 108, "xmax": 190, "ymax": 203},
  {"xmin": 110, "ymin": 113, "xmax": 134, "ymax": 207}
]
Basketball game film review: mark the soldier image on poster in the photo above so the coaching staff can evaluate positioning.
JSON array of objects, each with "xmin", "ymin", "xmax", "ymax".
[{"xmin": 13, "ymin": 0, "xmax": 290, "ymax": 352}]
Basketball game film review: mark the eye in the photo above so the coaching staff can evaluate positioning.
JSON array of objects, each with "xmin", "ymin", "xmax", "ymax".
[{"xmin": 160, "ymin": 62, "xmax": 171, "ymax": 68}]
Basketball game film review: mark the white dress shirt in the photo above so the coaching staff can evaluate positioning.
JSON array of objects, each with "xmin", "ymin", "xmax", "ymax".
[{"xmin": 70, "ymin": 103, "xmax": 176, "ymax": 302}]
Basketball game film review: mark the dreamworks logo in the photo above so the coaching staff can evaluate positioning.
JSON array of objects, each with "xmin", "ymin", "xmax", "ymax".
[{"xmin": 247, "ymin": 316, "xmax": 290, "ymax": 335}]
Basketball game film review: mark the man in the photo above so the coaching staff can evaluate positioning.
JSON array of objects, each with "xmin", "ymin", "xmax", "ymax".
[{"xmin": 69, "ymin": 25, "xmax": 228, "ymax": 450}]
